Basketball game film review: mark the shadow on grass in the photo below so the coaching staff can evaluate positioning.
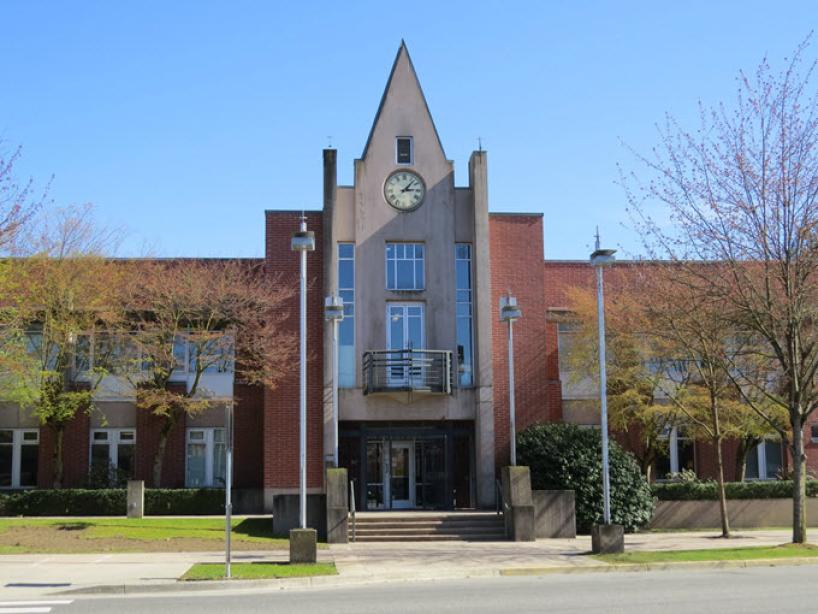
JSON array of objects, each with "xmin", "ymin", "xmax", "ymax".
[
  {"xmin": 57, "ymin": 522, "xmax": 91, "ymax": 531},
  {"xmin": 232, "ymin": 518, "xmax": 274, "ymax": 540}
]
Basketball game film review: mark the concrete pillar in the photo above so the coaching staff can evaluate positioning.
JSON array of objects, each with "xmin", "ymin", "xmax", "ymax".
[
  {"xmin": 501, "ymin": 465, "xmax": 535, "ymax": 541},
  {"xmin": 322, "ymin": 148, "xmax": 338, "ymax": 468},
  {"xmin": 290, "ymin": 528, "xmax": 318, "ymax": 564},
  {"xmin": 127, "ymin": 480, "xmax": 144, "ymax": 518},
  {"xmin": 325, "ymin": 467, "xmax": 349, "ymax": 543},
  {"xmin": 470, "ymin": 150, "xmax": 496, "ymax": 508}
]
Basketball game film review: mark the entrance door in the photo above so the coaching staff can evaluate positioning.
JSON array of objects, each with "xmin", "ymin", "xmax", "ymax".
[
  {"xmin": 389, "ymin": 440, "xmax": 415, "ymax": 509},
  {"xmin": 387, "ymin": 304, "xmax": 424, "ymax": 387}
]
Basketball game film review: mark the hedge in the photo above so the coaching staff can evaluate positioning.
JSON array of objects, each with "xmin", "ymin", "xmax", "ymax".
[
  {"xmin": 652, "ymin": 480, "xmax": 818, "ymax": 501},
  {"xmin": 0, "ymin": 488, "xmax": 226, "ymax": 516},
  {"xmin": 518, "ymin": 423, "xmax": 654, "ymax": 532}
]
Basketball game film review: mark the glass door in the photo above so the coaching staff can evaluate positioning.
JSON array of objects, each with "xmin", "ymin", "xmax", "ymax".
[
  {"xmin": 366, "ymin": 439, "xmax": 385, "ymax": 510},
  {"xmin": 390, "ymin": 440, "xmax": 415, "ymax": 509},
  {"xmin": 387, "ymin": 304, "xmax": 424, "ymax": 387}
]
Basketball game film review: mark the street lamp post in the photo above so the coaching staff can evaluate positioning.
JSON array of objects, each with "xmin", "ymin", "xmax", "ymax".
[
  {"xmin": 324, "ymin": 295, "xmax": 344, "ymax": 467},
  {"xmin": 499, "ymin": 295, "xmax": 522, "ymax": 466},
  {"xmin": 291, "ymin": 216, "xmax": 315, "ymax": 530},
  {"xmin": 590, "ymin": 233, "xmax": 616, "ymax": 525},
  {"xmin": 224, "ymin": 401, "xmax": 234, "ymax": 578}
]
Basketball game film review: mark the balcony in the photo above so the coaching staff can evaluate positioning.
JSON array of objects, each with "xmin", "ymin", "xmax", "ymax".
[{"xmin": 362, "ymin": 350, "xmax": 453, "ymax": 397}]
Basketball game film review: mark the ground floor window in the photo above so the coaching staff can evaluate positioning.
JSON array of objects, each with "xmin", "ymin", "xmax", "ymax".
[
  {"xmin": 90, "ymin": 429, "xmax": 135, "ymax": 486},
  {"xmin": 746, "ymin": 439, "xmax": 783, "ymax": 480},
  {"xmin": 655, "ymin": 426, "xmax": 695, "ymax": 480},
  {"xmin": 186, "ymin": 428, "xmax": 226, "ymax": 487},
  {"xmin": 0, "ymin": 429, "xmax": 39, "ymax": 489}
]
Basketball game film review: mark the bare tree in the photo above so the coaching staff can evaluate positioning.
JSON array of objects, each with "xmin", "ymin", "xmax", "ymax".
[
  {"xmin": 627, "ymin": 39, "xmax": 818, "ymax": 543},
  {"xmin": 0, "ymin": 142, "xmax": 45, "ymax": 253}
]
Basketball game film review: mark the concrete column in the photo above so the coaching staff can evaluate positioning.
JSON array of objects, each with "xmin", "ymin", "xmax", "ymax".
[
  {"xmin": 127, "ymin": 480, "xmax": 144, "ymax": 518},
  {"xmin": 322, "ymin": 148, "xmax": 338, "ymax": 469},
  {"xmin": 325, "ymin": 467, "xmax": 349, "ymax": 543},
  {"xmin": 469, "ymin": 150, "xmax": 496, "ymax": 508}
]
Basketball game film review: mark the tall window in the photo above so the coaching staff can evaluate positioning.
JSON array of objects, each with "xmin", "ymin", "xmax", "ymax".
[
  {"xmin": 746, "ymin": 440, "xmax": 783, "ymax": 480},
  {"xmin": 0, "ymin": 429, "xmax": 39, "ymax": 489},
  {"xmin": 655, "ymin": 426, "xmax": 695, "ymax": 479},
  {"xmin": 396, "ymin": 137, "xmax": 413, "ymax": 164},
  {"xmin": 338, "ymin": 243, "xmax": 355, "ymax": 387},
  {"xmin": 455, "ymin": 244, "xmax": 474, "ymax": 387},
  {"xmin": 186, "ymin": 428, "xmax": 226, "ymax": 487},
  {"xmin": 386, "ymin": 243, "xmax": 424, "ymax": 290},
  {"xmin": 90, "ymin": 429, "xmax": 135, "ymax": 485}
]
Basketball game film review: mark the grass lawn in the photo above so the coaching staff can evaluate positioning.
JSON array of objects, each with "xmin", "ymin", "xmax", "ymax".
[
  {"xmin": 181, "ymin": 562, "xmax": 337, "ymax": 581},
  {"xmin": 0, "ymin": 517, "xmax": 312, "ymax": 553},
  {"xmin": 595, "ymin": 543, "xmax": 818, "ymax": 564}
]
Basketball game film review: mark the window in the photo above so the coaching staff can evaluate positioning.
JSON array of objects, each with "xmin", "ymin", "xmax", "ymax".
[
  {"xmin": 0, "ymin": 429, "xmax": 39, "ymax": 489},
  {"xmin": 655, "ymin": 426, "xmax": 695, "ymax": 479},
  {"xmin": 396, "ymin": 137, "xmax": 413, "ymax": 165},
  {"xmin": 811, "ymin": 424, "xmax": 818, "ymax": 443},
  {"xmin": 186, "ymin": 428, "xmax": 227, "ymax": 487},
  {"xmin": 746, "ymin": 440, "xmax": 783, "ymax": 480},
  {"xmin": 172, "ymin": 333, "xmax": 234, "ymax": 375},
  {"xmin": 455, "ymin": 244, "xmax": 474, "ymax": 387},
  {"xmin": 386, "ymin": 243, "xmax": 425, "ymax": 290},
  {"xmin": 338, "ymin": 243, "xmax": 355, "ymax": 387},
  {"xmin": 90, "ymin": 429, "xmax": 135, "ymax": 485}
]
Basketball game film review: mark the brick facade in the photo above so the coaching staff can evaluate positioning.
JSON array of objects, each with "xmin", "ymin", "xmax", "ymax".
[{"xmin": 262, "ymin": 210, "xmax": 325, "ymax": 491}]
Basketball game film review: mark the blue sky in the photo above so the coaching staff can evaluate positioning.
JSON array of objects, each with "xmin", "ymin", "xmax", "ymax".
[{"xmin": 0, "ymin": 1, "xmax": 813, "ymax": 259}]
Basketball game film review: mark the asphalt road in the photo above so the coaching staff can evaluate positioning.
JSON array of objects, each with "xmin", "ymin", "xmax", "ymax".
[{"xmin": 13, "ymin": 566, "xmax": 818, "ymax": 614}]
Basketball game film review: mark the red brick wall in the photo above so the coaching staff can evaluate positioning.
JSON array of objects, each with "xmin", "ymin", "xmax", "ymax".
[
  {"xmin": 37, "ymin": 412, "xmax": 90, "ymax": 488},
  {"xmin": 134, "ymin": 409, "xmax": 187, "ymax": 488},
  {"xmin": 263, "ymin": 211, "xmax": 324, "ymax": 490},
  {"xmin": 233, "ymin": 383, "xmax": 264, "ymax": 488},
  {"xmin": 489, "ymin": 214, "xmax": 550, "ymax": 468}
]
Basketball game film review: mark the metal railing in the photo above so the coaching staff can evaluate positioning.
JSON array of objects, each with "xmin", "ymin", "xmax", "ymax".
[
  {"xmin": 349, "ymin": 478, "xmax": 356, "ymax": 543},
  {"xmin": 495, "ymin": 478, "xmax": 505, "ymax": 517},
  {"xmin": 362, "ymin": 349, "xmax": 453, "ymax": 395}
]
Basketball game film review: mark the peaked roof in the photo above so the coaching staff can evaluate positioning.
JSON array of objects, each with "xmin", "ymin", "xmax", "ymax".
[{"xmin": 360, "ymin": 41, "xmax": 447, "ymax": 160}]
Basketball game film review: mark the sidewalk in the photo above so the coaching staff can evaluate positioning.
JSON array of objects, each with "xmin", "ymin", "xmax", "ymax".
[{"xmin": 0, "ymin": 529, "xmax": 813, "ymax": 599}]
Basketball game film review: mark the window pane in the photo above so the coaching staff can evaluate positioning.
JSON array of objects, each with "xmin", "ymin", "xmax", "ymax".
[
  {"xmin": 677, "ymin": 439, "xmax": 695, "ymax": 472},
  {"xmin": 415, "ymin": 260, "xmax": 424, "ymax": 289},
  {"xmin": 813, "ymin": 424, "xmax": 818, "ymax": 442},
  {"xmin": 19, "ymin": 443, "xmax": 38, "ymax": 487},
  {"xmin": 173, "ymin": 336, "xmax": 187, "ymax": 369},
  {"xmin": 745, "ymin": 447, "xmax": 760, "ymax": 479},
  {"xmin": 339, "ymin": 260, "xmax": 354, "ymax": 289},
  {"xmin": 387, "ymin": 261, "xmax": 395, "ymax": 289},
  {"xmin": 22, "ymin": 431, "xmax": 39, "ymax": 443},
  {"xmin": 397, "ymin": 260, "xmax": 413, "ymax": 289},
  {"xmin": 119, "ymin": 431, "xmax": 135, "ymax": 442},
  {"xmin": 655, "ymin": 451, "xmax": 671, "ymax": 480},
  {"xmin": 213, "ymin": 443, "xmax": 226, "ymax": 487},
  {"xmin": 93, "ymin": 431, "xmax": 109, "ymax": 442},
  {"xmin": 765, "ymin": 441, "xmax": 782, "ymax": 479},
  {"xmin": 91, "ymin": 444, "xmax": 110, "ymax": 473},
  {"xmin": 186, "ymin": 443, "xmax": 207, "ymax": 487},
  {"xmin": 75, "ymin": 334, "xmax": 91, "ymax": 371},
  {"xmin": 189, "ymin": 430, "xmax": 205, "ymax": 441},
  {"xmin": 456, "ymin": 260, "xmax": 470, "ymax": 290},
  {"xmin": 0, "ymin": 444, "xmax": 11, "ymax": 487},
  {"xmin": 397, "ymin": 138, "xmax": 411, "ymax": 164},
  {"xmin": 0, "ymin": 431, "xmax": 12, "ymax": 445},
  {"xmin": 214, "ymin": 428, "xmax": 225, "ymax": 444},
  {"xmin": 117, "ymin": 444, "xmax": 134, "ymax": 478}
]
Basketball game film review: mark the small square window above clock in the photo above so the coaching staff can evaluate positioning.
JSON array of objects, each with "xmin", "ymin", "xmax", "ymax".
[{"xmin": 396, "ymin": 137, "xmax": 413, "ymax": 165}]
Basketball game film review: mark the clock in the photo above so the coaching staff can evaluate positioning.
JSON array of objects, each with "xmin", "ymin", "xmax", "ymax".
[{"xmin": 384, "ymin": 170, "xmax": 426, "ymax": 211}]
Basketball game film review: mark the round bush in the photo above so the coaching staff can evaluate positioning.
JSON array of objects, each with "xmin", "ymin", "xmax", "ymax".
[{"xmin": 517, "ymin": 423, "xmax": 654, "ymax": 533}]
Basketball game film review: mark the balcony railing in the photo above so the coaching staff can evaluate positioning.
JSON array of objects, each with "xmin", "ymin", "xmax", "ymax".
[{"xmin": 362, "ymin": 350, "xmax": 453, "ymax": 396}]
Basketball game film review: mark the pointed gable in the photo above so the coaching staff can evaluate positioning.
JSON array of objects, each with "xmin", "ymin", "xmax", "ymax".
[{"xmin": 361, "ymin": 41, "xmax": 447, "ymax": 162}]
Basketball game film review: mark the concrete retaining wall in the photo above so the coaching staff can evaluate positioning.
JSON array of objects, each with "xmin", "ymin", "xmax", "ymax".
[
  {"xmin": 533, "ymin": 490, "xmax": 576, "ymax": 538},
  {"xmin": 650, "ymin": 498, "xmax": 818, "ymax": 529}
]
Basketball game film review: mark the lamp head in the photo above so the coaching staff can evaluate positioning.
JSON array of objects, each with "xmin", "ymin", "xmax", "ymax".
[
  {"xmin": 324, "ymin": 295, "xmax": 344, "ymax": 321},
  {"xmin": 499, "ymin": 295, "xmax": 522, "ymax": 322}
]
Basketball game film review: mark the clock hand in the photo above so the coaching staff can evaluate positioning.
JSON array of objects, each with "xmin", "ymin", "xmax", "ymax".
[{"xmin": 401, "ymin": 181, "xmax": 416, "ymax": 193}]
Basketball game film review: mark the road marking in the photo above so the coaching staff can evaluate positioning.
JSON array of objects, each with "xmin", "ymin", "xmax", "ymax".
[
  {"xmin": 0, "ymin": 602, "xmax": 72, "ymax": 606},
  {"xmin": 0, "ymin": 608, "xmax": 54, "ymax": 613}
]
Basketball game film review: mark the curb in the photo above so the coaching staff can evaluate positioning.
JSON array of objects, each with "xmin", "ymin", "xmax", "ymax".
[{"xmin": 499, "ymin": 556, "xmax": 818, "ymax": 576}]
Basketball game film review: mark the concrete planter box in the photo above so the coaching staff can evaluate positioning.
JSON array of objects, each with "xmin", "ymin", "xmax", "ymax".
[{"xmin": 650, "ymin": 498, "xmax": 818, "ymax": 530}]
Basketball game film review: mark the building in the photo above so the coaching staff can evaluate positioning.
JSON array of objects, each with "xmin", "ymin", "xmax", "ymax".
[{"xmin": 4, "ymin": 42, "xmax": 817, "ymax": 508}]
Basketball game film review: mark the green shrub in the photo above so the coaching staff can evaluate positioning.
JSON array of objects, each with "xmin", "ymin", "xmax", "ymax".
[
  {"xmin": 0, "ymin": 488, "xmax": 226, "ymax": 516},
  {"xmin": 653, "ymin": 479, "xmax": 818, "ymax": 501},
  {"xmin": 517, "ymin": 423, "xmax": 654, "ymax": 533}
]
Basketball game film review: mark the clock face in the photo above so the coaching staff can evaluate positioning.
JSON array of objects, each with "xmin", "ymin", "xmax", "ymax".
[{"xmin": 384, "ymin": 171, "xmax": 426, "ymax": 211}]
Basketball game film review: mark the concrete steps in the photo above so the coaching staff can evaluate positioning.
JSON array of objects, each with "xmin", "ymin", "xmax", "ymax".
[{"xmin": 349, "ymin": 511, "xmax": 507, "ymax": 542}]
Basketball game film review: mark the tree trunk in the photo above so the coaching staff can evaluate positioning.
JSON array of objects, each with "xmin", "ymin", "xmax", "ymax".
[
  {"xmin": 52, "ymin": 426, "xmax": 65, "ymax": 489},
  {"xmin": 714, "ymin": 436, "xmax": 730, "ymax": 538},
  {"xmin": 792, "ymin": 417, "xmax": 807, "ymax": 544},
  {"xmin": 152, "ymin": 418, "xmax": 175, "ymax": 488}
]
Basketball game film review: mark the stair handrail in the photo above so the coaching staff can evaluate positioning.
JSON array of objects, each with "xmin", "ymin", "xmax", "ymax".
[
  {"xmin": 495, "ymin": 478, "xmax": 503, "ymax": 517},
  {"xmin": 349, "ymin": 478, "xmax": 356, "ymax": 543}
]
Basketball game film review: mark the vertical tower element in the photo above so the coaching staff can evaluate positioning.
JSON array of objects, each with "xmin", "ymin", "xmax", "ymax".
[
  {"xmin": 470, "ymin": 150, "xmax": 496, "ymax": 507},
  {"xmin": 322, "ymin": 149, "xmax": 338, "ymax": 466}
]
